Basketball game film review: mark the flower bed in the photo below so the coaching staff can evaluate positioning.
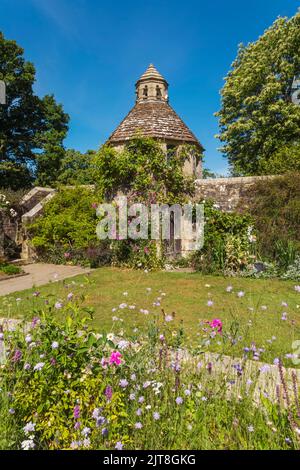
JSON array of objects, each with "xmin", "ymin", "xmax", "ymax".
[{"xmin": 0, "ymin": 283, "xmax": 300, "ymax": 450}]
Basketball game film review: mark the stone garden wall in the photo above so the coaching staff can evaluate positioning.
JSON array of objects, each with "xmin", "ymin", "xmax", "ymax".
[{"xmin": 194, "ymin": 175, "xmax": 275, "ymax": 211}]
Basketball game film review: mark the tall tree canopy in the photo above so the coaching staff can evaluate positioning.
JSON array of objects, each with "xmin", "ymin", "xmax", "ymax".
[
  {"xmin": 0, "ymin": 32, "xmax": 69, "ymax": 189},
  {"xmin": 217, "ymin": 12, "xmax": 300, "ymax": 176}
]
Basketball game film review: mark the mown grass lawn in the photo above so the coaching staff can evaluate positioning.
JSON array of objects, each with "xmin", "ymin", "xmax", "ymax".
[{"xmin": 1, "ymin": 267, "xmax": 300, "ymax": 364}]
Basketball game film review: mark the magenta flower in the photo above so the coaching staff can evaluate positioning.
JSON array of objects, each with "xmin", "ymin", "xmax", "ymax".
[
  {"xmin": 64, "ymin": 252, "xmax": 71, "ymax": 258},
  {"xmin": 209, "ymin": 318, "xmax": 223, "ymax": 333},
  {"xmin": 109, "ymin": 351, "xmax": 122, "ymax": 366}
]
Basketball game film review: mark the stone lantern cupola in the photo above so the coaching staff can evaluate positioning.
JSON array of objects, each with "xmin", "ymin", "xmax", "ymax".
[{"xmin": 135, "ymin": 64, "xmax": 169, "ymax": 103}]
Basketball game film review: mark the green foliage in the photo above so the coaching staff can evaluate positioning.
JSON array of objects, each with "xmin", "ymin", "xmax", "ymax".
[
  {"xmin": 240, "ymin": 173, "xmax": 300, "ymax": 269},
  {"xmin": 281, "ymin": 255, "xmax": 300, "ymax": 281},
  {"xmin": 57, "ymin": 149, "xmax": 96, "ymax": 185},
  {"xmin": 35, "ymin": 95, "xmax": 69, "ymax": 186},
  {"xmin": 0, "ymin": 286, "xmax": 299, "ymax": 450},
  {"xmin": 111, "ymin": 240, "xmax": 164, "ymax": 270},
  {"xmin": 258, "ymin": 142, "xmax": 300, "ymax": 175},
  {"xmin": 217, "ymin": 13, "xmax": 300, "ymax": 175},
  {"xmin": 191, "ymin": 201, "xmax": 254, "ymax": 273},
  {"xmin": 0, "ymin": 263, "xmax": 21, "ymax": 275},
  {"xmin": 29, "ymin": 187, "xmax": 109, "ymax": 266},
  {"xmin": 93, "ymin": 136, "xmax": 197, "ymax": 203},
  {"xmin": 0, "ymin": 32, "xmax": 69, "ymax": 189}
]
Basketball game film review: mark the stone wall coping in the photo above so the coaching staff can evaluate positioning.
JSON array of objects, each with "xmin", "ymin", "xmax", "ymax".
[
  {"xmin": 22, "ymin": 192, "xmax": 56, "ymax": 224},
  {"xmin": 20, "ymin": 187, "xmax": 55, "ymax": 206},
  {"xmin": 195, "ymin": 175, "xmax": 277, "ymax": 185}
]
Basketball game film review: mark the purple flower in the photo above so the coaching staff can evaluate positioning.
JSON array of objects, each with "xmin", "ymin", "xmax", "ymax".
[
  {"xmin": 9, "ymin": 408, "xmax": 15, "ymax": 414},
  {"xmin": 67, "ymin": 292, "xmax": 74, "ymax": 301},
  {"xmin": 74, "ymin": 421, "xmax": 81, "ymax": 430},
  {"xmin": 134, "ymin": 422, "xmax": 143, "ymax": 429},
  {"xmin": 138, "ymin": 396, "xmax": 145, "ymax": 403},
  {"xmin": 207, "ymin": 300, "xmax": 213, "ymax": 307},
  {"xmin": 23, "ymin": 421, "xmax": 35, "ymax": 434},
  {"xmin": 129, "ymin": 393, "xmax": 136, "ymax": 401},
  {"xmin": 115, "ymin": 441, "xmax": 123, "ymax": 450},
  {"xmin": 102, "ymin": 427, "xmax": 108, "ymax": 437},
  {"xmin": 96, "ymin": 416, "xmax": 106, "ymax": 427},
  {"xmin": 24, "ymin": 363, "xmax": 31, "ymax": 370},
  {"xmin": 51, "ymin": 341, "xmax": 59, "ymax": 349},
  {"xmin": 50, "ymin": 357, "xmax": 56, "ymax": 366},
  {"xmin": 136, "ymin": 408, "xmax": 142, "ymax": 416},
  {"xmin": 294, "ymin": 285, "xmax": 300, "ymax": 293},
  {"xmin": 82, "ymin": 427, "xmax": 91, "ymax": 437},
  {"xmin": 119, "ymin": 379, "xmax": 128, "ymax": 388},
  {"xmin": 175, "ymin": 396, "xmax": 183, "ymax": 405},
  {"xmin": 104, "ymin": 386, "xmax": 113, "ymax": 400},
  {"xmin": 55, "ymin": 302, "xmax": 63, "ymax": 309},
  {"xmin": 73, "ymin": 405, "xmax": 80, "ymax": 419},
  {"xmin": 33, "ymin": 291, "xmax": 40, "ymax": 297},
  {"xmin": 153, "ymin": 412, "xmax": 160, "ymax": 420},
  {"xmin": 12, "ymin": 349, "xmax": 22, "ymax": 363}
]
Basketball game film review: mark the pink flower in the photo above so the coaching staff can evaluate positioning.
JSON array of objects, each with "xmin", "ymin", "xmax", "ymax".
[
  {"xmin": 109, "ymin": 351, "xmax": 122, "ymax": 366},
  {"xmin": 64, "ymin": 252, "xmax": 71, "ymax": 258},
  {"xmin": 91, "ymin": 202, "xmax": 98, "ymax": 209},
  {"xmin": 209, "ymin": 318, "xmax": 222, "ymax": 333},
  {"xmin": 144, "ymin": 246, "xmax": 150, "ymax": 254}
]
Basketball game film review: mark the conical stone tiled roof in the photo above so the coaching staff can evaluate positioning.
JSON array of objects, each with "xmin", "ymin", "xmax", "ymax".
[{"xmin": 107, "ymin": 65, "xmax": 203, "ymax": 149}]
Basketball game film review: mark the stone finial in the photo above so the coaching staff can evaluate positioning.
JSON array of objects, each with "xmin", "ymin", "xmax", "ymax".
[{"xmin": 135, "ymin": 64, "xmax": 169, "ymax": 103}]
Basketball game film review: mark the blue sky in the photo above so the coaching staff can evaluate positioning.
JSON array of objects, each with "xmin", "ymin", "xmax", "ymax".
[{"xmin": 1, "ymin": 0, "xmax": 299, "ymax": 173}]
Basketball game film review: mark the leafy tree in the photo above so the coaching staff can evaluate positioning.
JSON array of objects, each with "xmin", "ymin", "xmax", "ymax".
[
  {"xmin": 217, "ymin": 13, "xmax": 300, "ymax": 175},
  {"xmin": 258, "ymin": 141, "xmax": 300, "ymax": 175},
  {"xmin": 35, "ymin": 95, "xmax": 69, "ymax": 186},
  {"xmin": 0, "ymin": 32, "xmax": 69, "ymax": 188},
  {"xmin": 57, "ymin": 149, "xmax": 96, "ymax": 185}
]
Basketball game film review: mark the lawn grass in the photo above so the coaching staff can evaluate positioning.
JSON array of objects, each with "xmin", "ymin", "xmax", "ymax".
[{"xmin": 1, "ymin": 267, "xmax": 300, "ymax": 364}]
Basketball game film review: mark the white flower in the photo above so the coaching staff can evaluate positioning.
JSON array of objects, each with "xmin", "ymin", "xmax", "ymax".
[
  {"xmin": 23, "ymin": 422, "xmax": 35, "ymax": 434},
  {"xmin": 33, "ymin": 362, "xmax": 45, "ymax": 371},
  {"xmin": 51, "ymin": 341, "xmax": 59, "ymax": 349},
  {"xmin": 25, "ymin": 334, "xmax": 32, "ymax": 343},
  {"xmin": 21, "ymin": 439, "xmax": 35, "ymax": 450}
]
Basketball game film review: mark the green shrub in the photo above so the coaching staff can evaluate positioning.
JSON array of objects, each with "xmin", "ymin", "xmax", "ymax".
[
  {"xmin": 0, "ymin": 264, "xmax": 21, "ymax": 275},
  {"xmin": 240, "ymin": 173, "xmax": 300, "ymax": 270},
  {"xmin": 29, "ymin": 187, "xmax": 111, "ymax": 267},
  {"xmin": 191, "ymin": 201, "xmax": 254, "ymax": 274}
]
